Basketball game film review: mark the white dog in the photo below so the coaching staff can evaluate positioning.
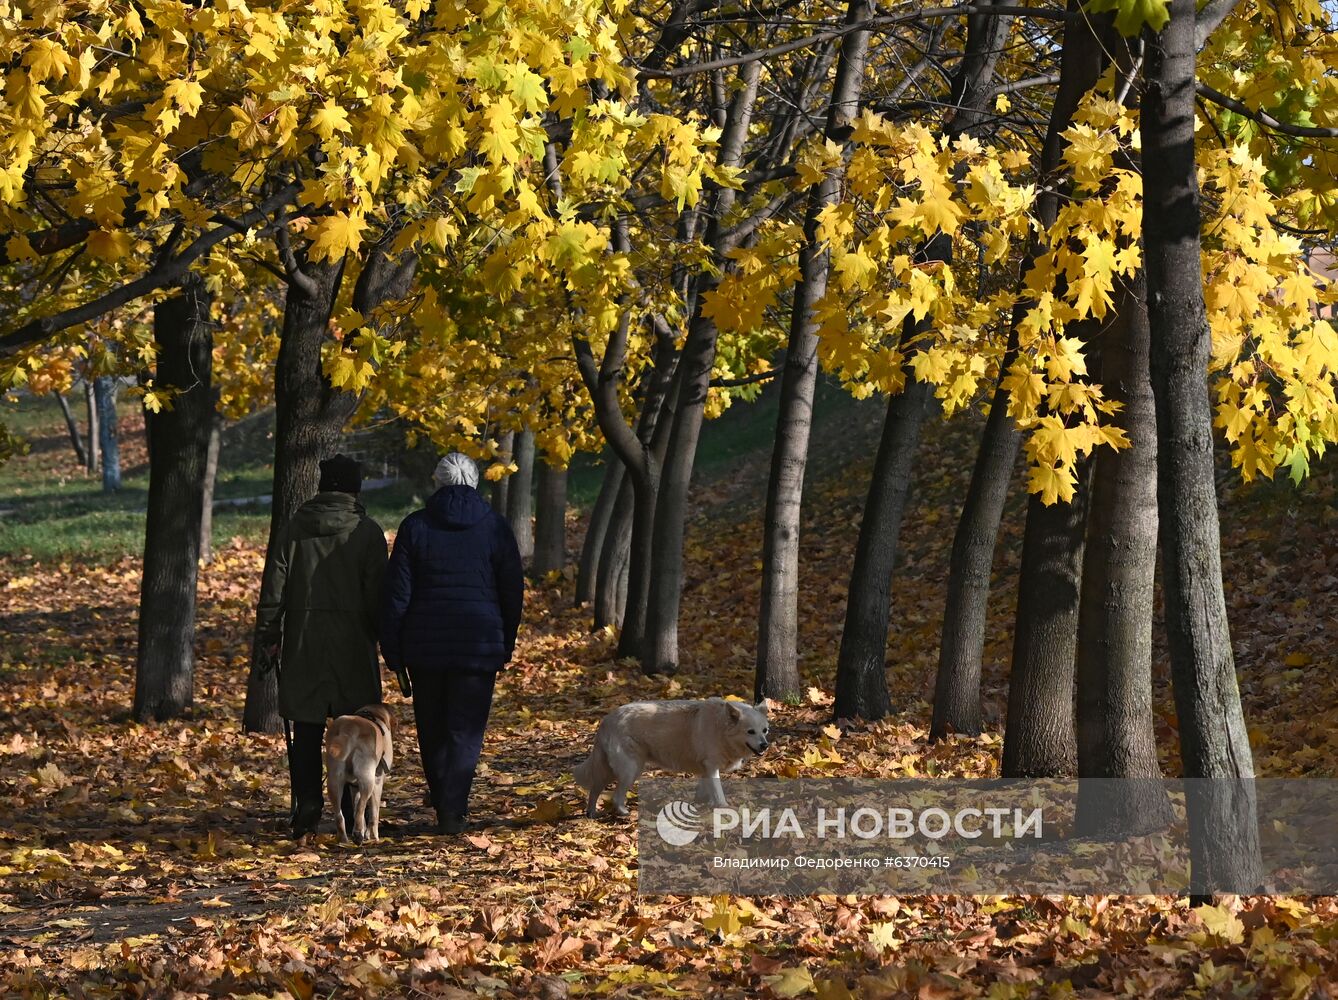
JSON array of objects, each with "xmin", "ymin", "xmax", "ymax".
[{"xmin": 573, "ymin": 698, "xmax": 770, "ymax": 817}]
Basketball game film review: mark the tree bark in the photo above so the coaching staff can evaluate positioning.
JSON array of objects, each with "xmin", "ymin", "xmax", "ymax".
[
  {"xmin": 95, "ymin": 375, "xmax": 120, "ymax": 492},
  {"xmin": 532, "ymin": 460, "xmax": 568, "ymax": 576},
  {"xmin": 491, "ymin": 430, "xmax": 514, "ymax": 512},
  {"xmin": 595, "ymin": 474, "xmax": 634, "ymax": 629},
  {"xmin": 199, "ymin": 407, "xmax": 222, "ymax": 565},
  {"xmin": 134, "ymin": 278, "xmax": 214, "ymax": 722},
  {"xmin": 1074, "ymin": 276, "xmax": 1174, "ymax": 836},
  {"xmin": 244, "ymin": 256, "xmax": 357, "ymax": 734},
  {"xmin": 52, "ymin": 391, "xmax": 87, "ymax": 466},
  {"xmin": 931, "ymin": 383, "xmax": 1019, "ymax": 737},
  {"xmin": 833, "ymin": 380, "xmax": 933, "ymax": 720},
  {"xmin": 932, "ymin": 0, "xmax": 1118, "ymax": 741},
  {"xmin": 1142, "ymin": 0, "xmax": 1260, "ymax": 894},
  {"xmin": 1000, "ymin": 459, "xmax": 1092, "ymax": 778},
  {"xmin": 756, "ymin": 0, "xmax": 872, "ymax": 704},
  {"xmin": 84, "ymin": 378, "xmax": 100, "ymax": 473},
  {"xmin": 577, "ymin": 454, "xmax": 623, "ymax": 608},
  {"xmin": 644, "ymin": 62, "xmax": 763, "ymax": 675},
  {"xmin": 507, "ymin": 429, "xmax": 536, "ymax": 562},
  {"xmin": 998, "ymin": 3, "xmax": 1128, "ymax": 778}
]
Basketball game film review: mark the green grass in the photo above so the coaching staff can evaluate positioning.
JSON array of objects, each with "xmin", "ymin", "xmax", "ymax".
[{"xmin": 1, "ymin": 377, "xmax": 875, "ymax": 562}]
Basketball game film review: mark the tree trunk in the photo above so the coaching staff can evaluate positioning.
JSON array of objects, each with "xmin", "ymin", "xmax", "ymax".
[
  {"xmin": 1000, "ymin": 461, "xmax": 1091, "ymax": 778},
  {"xmin": 615, "ymin": 321, "xmax": 681, "ymax": 655},
  {"xmin": 52, "ymin": 391, "xmax": 87, "ymax": 466},
  {"xmin": 134, "ymin": 279, "xmax": 214, "ymax": 722},
  {"xmin": 832, "ymin": 379, "xmax": 933, "ymax": 720},
  {"xmin": 1142, "ymin": 0, "xmax": 1260, "ymax": 894},
  {"xmin": 1074, "ymin": 276, "xmax": 1174, "ymax": 836},
  {"xmin": 244, "ymin": 257, "xmax": 356, "ymax": 734},
  {"xmin": 532, "ymin": 460, "xmax": 568, "ymax": 576},
  {"xmin": 199, "ymin": 407, "xmax": 222, "ymax": 565},
  {"xmin": 756, "ymin": 0, "xmax": 872, "ymax": 704},
  {"xmin": 595, "ymin": 474, "xmax": 634, "ymax": 629},
  {"xmin": 95, "ymin": 375, "xmax": 121, "ymax": 492},
  {"xmin": 577, "ymin": 454, "xmax": 623, "ymax": 607},
  {"xmin": 84, "ymin": 378, "xmax": 99, "ymax": 473},
  {"xmin": 643, "ymin": 63, "xmax": 762, "ymax": 676},
  {"xmin": 507, "ymin": 429, "xmax": 536, "ymax": 562},
  {"xmin": 932, "ymin": 385, "xmax": 1020, "ymax": 738},
  {"xmin": 932, "ymin": 0, "xmax": 1118, "ymax": 741},
  {"xmin": 831, "ymin": 0, "xmax": 1017, "ymax": 721},
  {"xmin": 491, "ymin": 430, "xmax": 514, "ymax": 512}
]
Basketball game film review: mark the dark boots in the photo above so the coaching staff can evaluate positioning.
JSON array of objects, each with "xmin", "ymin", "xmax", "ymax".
[{"xmin": 288, "ymin": 720, "xmax": 354, "ymax": 838}]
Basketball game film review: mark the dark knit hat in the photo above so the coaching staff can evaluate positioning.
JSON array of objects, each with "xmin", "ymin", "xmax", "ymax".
[{"xmin": 318, "ymin": 454, "xmax": 363, "ymax": 494}]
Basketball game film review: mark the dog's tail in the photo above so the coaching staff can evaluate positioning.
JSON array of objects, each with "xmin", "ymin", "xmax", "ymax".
[
  {"xmin": 572, "ymin": 746, "xmax": 603, "ymax": 791},
  {"xmin": 325, "ymin": 736, "xmax": 345, "ymax": 761}
]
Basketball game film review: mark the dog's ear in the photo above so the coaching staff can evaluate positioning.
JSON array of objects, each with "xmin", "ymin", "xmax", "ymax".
[
  {"xmin": 726, "ymin": 702, "xmax": 743, "ymax": 723},
  {"xmin": 755, "ymin": 700, "xmax": 769, "ymax": 715}
]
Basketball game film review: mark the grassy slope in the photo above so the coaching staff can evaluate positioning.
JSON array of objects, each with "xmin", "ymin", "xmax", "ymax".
[{"xmin": 0, "ymin": 379, "xmax": 868, "ymax": 562}]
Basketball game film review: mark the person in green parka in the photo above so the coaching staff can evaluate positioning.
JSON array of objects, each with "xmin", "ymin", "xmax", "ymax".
[{"xmin": 256, "ymin": 454, "xmax": 388, "ymax": 839}]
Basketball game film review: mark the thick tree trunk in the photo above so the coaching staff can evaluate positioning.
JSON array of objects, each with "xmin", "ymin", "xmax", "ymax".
[
  {"xmin": 507, "ymin": 429, "xmax": 536, "ymax": 562},
  {"xmin": 643, "ymin": 64, "xmax": 762, "ymax": 676},
  {"xmin": 52, "ymin": 391, "xmax": 87, "ymax": 466},
  {"xmin": 932, "ymin": 1, "xmax": 1118, "ymax": 740},
  {"xmin": 833, "ymin": 380, "xmax": 933, "ymax": 720},
  {"xmin": 84, "ymin": 378, "xmax": 99, "ymax": 473},
  {"xmin": 931, "ymin": 385, "xmax": 1020, "ymax": 738},
  {"xmin": 595, "ymin": 475, "xmax": 634, "ymax": 629},
  {"xmin": 618, "ymin": 470, "xmax": 661, "ymax": 658},
  {"xmin": 577, "ymin": 454, "xmax": 623, "ymax": 608},
  {"xmin": 1142, "ymin": 0, "xmax": 1260, "ymax": 894},
  {"xmin": 1000, "ymin": 461, "xmax": 1091, "ymax": 778},
  {"xmin": 244, "ymin": 257, "xmax": 356, "ymax": 734},
  {"xmin": 491, "ymin": 430, "xmax": 514, "ymax": 512},
  {"xmin": 532, "ymin": 460, "xmax": 568, "ymax": 576},
  {"xmin": 134, "ymin": 279, "xmax": 214, "ymax": 722},
  {"xmin": 756, "ymin": 0, "xmax": 872, "ymax": 704},
  {"xmin": 615, "ymin": 322, "xmax": 680, "ymax": 655},
  {"xmin": 1075, "ymin": 276, "xmax": 1174, "ymax": 836},
  {"xmin": 95, "ymin": 376, "xmax": 120, "ymax": 492},
  {"xmin": 199, "ymin": 408, "xmax": 222, "ymax": 565}
]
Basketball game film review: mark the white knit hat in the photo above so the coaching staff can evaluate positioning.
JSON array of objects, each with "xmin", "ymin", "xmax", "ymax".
[{"xmin": 432, "ymin": 452, "xmax": 479, "ymax": 489}]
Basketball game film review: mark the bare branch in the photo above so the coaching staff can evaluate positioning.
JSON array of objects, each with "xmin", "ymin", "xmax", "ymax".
[
  {"xmin": 711, "ymin": 368, "xmax": 780, "ymax": 388},
  {"xmin": 273, "ymin": 210, "xmax": 320, "ymax": 298},
  {"xmin": 1194, "ymin": 0, "xmax": 1240, "ymax": 49},
  {"xmin": 0, "ymin": 182, "xmax": 301, "ymax": 358},
  {"xmin": 1196, "ymin": 82, "xmax": 1338, "ymax": 139},
  {"xmin": 633, "ymin": 5, "xmax": 1069, "ymax": 79}
]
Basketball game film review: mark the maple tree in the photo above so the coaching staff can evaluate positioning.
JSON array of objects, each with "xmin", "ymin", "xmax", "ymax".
[{"xmin": 1, "ymin": 0, "xmax": 1338, "ymax": 985}]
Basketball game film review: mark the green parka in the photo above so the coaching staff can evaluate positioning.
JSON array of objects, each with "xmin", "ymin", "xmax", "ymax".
[{"xmin": 256, "ymin": 492, "xmax": 388, "ymax": 723}]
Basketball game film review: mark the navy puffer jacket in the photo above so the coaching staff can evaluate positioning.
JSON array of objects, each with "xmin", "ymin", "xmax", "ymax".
[{"xmin": 380, "ymin": 485, "xmax": 524, "ymax": 673}]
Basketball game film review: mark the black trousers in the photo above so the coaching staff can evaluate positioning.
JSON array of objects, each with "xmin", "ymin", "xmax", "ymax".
[
  {"xmin": 288, "ymin": 719, "xmax": 354, "ymax": 835},
  {"xmin": 409, "ymin": 668, "xmax": 497, "ymax": 821}
]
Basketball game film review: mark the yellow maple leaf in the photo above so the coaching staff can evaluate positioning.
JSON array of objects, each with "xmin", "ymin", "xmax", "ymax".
[
  {"xmin": 307, "ymin": 211, "xmax": 367, "ymax": 262},
  {"xmin": 311, "ymin": 100, "xmax": 352, "ymax": 140}
]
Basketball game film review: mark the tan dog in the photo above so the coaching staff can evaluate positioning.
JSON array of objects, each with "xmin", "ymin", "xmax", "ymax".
[
  {"xmin": 574, "ymin": 698, "xmax": 770, "ymax": 817},
  {"xmin": 324, "ymin": 703, "xmax": 394, "ymax": 844}
]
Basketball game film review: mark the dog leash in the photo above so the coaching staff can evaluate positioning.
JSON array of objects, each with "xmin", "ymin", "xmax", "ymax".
[{"xmin": 267, "ymin": 644, "xmax": 296, "ymax": 815}]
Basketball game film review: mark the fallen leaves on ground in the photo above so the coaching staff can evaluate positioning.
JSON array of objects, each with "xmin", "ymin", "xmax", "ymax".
[{"xmin": 1, "ymin": 407, "xmax": 1336, "ymax": 996}]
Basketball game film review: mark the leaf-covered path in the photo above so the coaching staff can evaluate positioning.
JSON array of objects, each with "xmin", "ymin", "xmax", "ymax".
[{"xmin": 3, "ymin": 410, "xmax": 1337, "ymax": 997}]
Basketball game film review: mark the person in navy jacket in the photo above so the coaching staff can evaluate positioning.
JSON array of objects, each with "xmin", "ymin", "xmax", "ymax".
[{"xmin": 381, "ymin": 452, "xmax": 524, "ymax": 834}]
